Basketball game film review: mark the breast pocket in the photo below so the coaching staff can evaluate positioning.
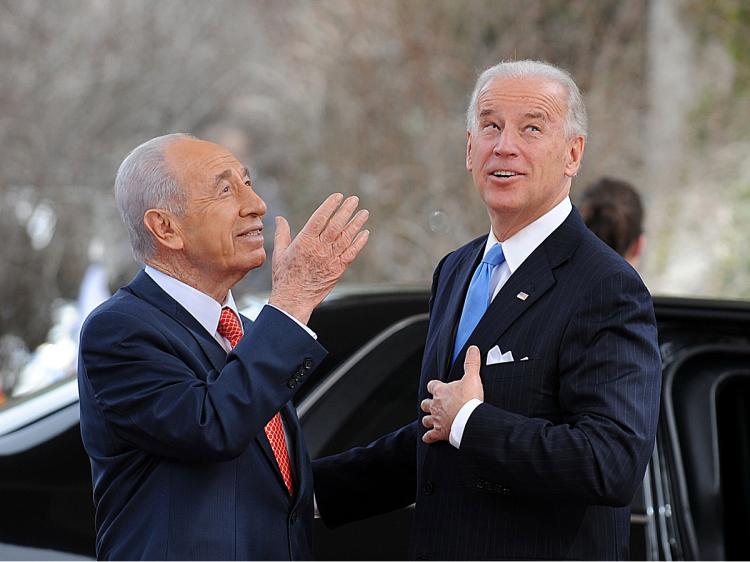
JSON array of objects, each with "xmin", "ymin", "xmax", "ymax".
[{"xmin": 481, "ymin": 359, "xmax": 541, "ymax": 414}]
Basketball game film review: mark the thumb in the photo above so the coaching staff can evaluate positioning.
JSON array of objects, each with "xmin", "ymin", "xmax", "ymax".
[
  {"xmin": 462, "ymin": 345, "xmax": 481, "ymax": 381},
  {"xmin": 272, "ymin": 216, "xmax": 291, "ymax": 267}
]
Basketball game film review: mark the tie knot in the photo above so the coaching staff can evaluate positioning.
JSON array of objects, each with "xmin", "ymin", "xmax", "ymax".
[
  {"xmin": 482, "ymin": 243, "xmax": 504, "ymax": 267},
  {"xmin": 217, "ymin": 307, "xmax": 243, "ymax": 348}
]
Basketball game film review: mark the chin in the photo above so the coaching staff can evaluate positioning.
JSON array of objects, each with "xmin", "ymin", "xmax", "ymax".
[
  {"xmin": 483, "ymin": 195, "xmax": 522, "ymax": 215},
  {"xmin": 238, "ymin": 249, "xmax": 267, "ymax": 274},
  {"xmin": 249, "ymin": 251, "xmax": 267, "ymax": 271}
]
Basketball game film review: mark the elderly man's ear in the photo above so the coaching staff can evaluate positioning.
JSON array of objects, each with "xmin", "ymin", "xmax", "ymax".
[{"xmin": 144, "ymin": 209, "xmax": 185, "ymax": 251}]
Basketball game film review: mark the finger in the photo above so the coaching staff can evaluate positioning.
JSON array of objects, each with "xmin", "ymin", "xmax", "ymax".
[
  {"xmin": 339, "ymin": 229, "xmax": 370, "ymax": 266},
  {"xmin": 421, "ymin": 415, "xmax": 434, "ymax": 429},
  {"xmin": 300, "ymin": 193, "xmax": 344, "ymax": 237},
  {"xmin": 420, "ymin": 398, "xmax": 432, "ymax": 413},
  {"xmin": 272, "ymin": 216, "xmax": 291, "ymax": 268},
  {"xmin": 422, "ymin": 429, "xmax": 440, "ymax": 444},
  {"xmin": 333, "ymin": 209, "xmax": 369, "ymax": 255},
  {"xmin": 462, "ymin": 345, "xmax": 481, "ymax": 380},
  {"xmin": 320, "ymin": 195, "xmax": 359, "ymax": 243},
  {"xmin": 426, "ymin": 380, "xmax": 435, "ymax": 395}
]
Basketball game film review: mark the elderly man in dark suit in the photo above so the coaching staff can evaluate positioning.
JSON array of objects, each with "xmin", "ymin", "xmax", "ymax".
[
  {"xmin": 313, "ymin": 60, "xmax": 661, "ymax": 560},
  {"xmin": 77, "ymin": 133, "xmax": 369, "ymax": 560}
]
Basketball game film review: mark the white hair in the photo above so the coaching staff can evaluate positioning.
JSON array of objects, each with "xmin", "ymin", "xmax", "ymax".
[
  {"xmin": 466, "ymin": 60, "xmax": 588, "ymax": 139},
  {"xmin": 114, "ymin": 133, "xmax": 195, "ymax": 263}
]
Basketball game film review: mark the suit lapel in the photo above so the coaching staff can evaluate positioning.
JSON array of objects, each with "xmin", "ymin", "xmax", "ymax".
[
  {"xmin": 240, "ymin": 315, "xmax": 294, "ymax": 499},
  {"xmin": 255, "ymin": 428, "xmax": 286, "ymax": 493},
  {"xmin": 253, "ymin": 404, "xmax": 299, "ymax": 501},
  {"xmin": 126, "ymin": 271, "xmax": 227, "ymax": 374},
  {"xmin": 283, "ymin": 402, "xmax": 307, "ymax": 507},
  {"xmin": 446, "ymin": 248, "xmax": 555, "ymax": 380},
  {"xmin": 435, "ymin": 240, "xmax": 485, "ymax": 380},
  {"xmin": 445, "ymin": 208, "xmax": 584, "ymax": 381},
  {"xmin": 238, "ymin": 315, "xmax": 283, "ymax": 488}
]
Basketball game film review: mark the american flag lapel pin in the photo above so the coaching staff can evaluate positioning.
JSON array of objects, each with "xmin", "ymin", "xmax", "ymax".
[{"xmin": 516, "ymin": 291, "xmax": 529, "ymax": 301}]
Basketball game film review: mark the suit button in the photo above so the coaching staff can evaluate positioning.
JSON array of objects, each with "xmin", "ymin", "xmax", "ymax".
[
  {"xmin": 290, "ymin": 512, "xmax": 297, "ymax": 524},
  {"xmin": 303, "ymin": 358, "xmax": 314, "ymax": 370},
  {"xmin": 475, "ymin": 479, "xmax": 486, "ymax": 490},
  {"xmin": 287, "ymin": 380, "xmax": 296, "ymax": 389},
  {"xmin": 296, "ymin": 367, "xmax": 305, "ymax": 377},
  {"xmin": 423, "ymin": 481, "xmax": 434, "ymax": 495},
  {"xmin": 502, "ymin": 487, "xmax": 511, "ymax": 496}
]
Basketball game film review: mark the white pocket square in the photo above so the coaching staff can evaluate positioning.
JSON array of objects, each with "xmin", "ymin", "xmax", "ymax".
[
  {"xmin": 487, "ymin": 346, "xmax": 529, "ymax": 365},
  {"xmin": 487, "ymin": 346, "xmax": 514, "ymax": 365}
]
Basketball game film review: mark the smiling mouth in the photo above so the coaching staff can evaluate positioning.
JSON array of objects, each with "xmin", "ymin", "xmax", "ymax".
[
  {"xmin": 490, "ymin": 170, "xmax": 523, "ymax": 178},
  {"xmin": 237, "ymin": 227, "xmax": 263, "ymax": 238}
]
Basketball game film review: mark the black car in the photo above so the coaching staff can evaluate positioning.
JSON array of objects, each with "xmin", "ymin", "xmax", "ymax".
[{"xmin": 0, "ymin": 289, "xmax": 749, "ymax": 560}]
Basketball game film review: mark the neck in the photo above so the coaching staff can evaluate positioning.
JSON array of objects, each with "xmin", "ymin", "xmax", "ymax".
[
  {"xmin": 146, "ymin": 257, "xmax": 231, "ymax": 304},
  {"xmin": 490, "ymin": 190, "xmax": 569, "ymax": 242}
]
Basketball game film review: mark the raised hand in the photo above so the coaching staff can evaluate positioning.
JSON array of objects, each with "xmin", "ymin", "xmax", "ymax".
[
  {"xmin": 268, "ymin": 193, "xmax": 370, "ymax": 324},
  {"xmin": 421, "ymin": 345, "xmax": 484, "ymax": 444}
]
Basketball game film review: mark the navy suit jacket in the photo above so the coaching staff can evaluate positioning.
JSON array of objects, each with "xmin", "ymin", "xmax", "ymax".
[
  {"xmin": 314, "ymin": 208, "xmax": 661, "ymax": 560},
  {"xmin": 78, "ymin": 271, "xmax": 327, "ymax": 560}
]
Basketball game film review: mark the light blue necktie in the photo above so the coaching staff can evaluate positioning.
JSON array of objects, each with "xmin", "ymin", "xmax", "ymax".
[{"xmin": 452, "ymin": 243, "xmax": 505, "ymax": 362}]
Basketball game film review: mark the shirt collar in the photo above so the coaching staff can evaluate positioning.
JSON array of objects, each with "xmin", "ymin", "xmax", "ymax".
[
  {"xmin": 144, "ymin": 265, "xmax": 241, "ymax": 337},
  {"xmin": 483, "ymin": 197, "xmax": 572, "ymax": 273}
]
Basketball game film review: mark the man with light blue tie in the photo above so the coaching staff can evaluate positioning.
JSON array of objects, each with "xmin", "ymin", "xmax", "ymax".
[{"xmin": 313, "ymin": 60, "xmax": 661, "ymax": 560}]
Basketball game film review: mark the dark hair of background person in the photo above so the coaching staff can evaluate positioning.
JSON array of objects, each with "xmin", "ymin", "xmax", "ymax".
[{"xmin": 579, "ymin": 177, "xmax": 644, "ymax": 259}]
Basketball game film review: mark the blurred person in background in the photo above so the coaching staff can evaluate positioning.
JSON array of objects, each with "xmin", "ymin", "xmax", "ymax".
[
  {"xmin": 579, "ymin": 177, "xmax": 645, "ymax": 268},
  {"xmin": 313, "ymin": 60, "xmax": 661, "ymax": 560},
  {"xmin": 77, "ymin": 133, "xmax": 369, "ymax": 560}
]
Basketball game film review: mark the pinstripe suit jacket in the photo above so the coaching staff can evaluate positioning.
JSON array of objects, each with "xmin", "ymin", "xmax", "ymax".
[{"xmin": 314, "ymin": 208, "xmax": 661, "ymax": 560}]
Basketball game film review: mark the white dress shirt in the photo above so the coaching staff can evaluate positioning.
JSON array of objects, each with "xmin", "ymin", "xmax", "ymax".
[
  {"xmin": 448, "ymin": 197, "xmax": 573, "ymax": 448},
  {"xmin": 144, "ymin": 266, "xmax": 316, "ymax": 350}
]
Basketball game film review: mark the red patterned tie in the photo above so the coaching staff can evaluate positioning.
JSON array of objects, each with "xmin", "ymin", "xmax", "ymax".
[{"xmin": 217, "ymin": 307, "xmax": 294, "ymax": 495}]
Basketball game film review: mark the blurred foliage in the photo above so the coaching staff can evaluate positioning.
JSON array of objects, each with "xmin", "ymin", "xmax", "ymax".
[
  {"xmin": 684, "ymin": 0, "xmax": 750, "ymax": 88},
  {"xmin": 682, "ymin": 0, "xmax": 750, "ymax": 145}
]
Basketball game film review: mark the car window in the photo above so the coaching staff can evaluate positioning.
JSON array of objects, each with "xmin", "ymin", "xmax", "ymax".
[{"xmin": 299, "ymin": 315, "xmax": 428, "ymax": 459}]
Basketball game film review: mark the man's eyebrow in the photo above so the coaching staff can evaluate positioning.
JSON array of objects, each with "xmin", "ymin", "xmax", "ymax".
[
  {"xmin": 524, "ymin": 111, "xmax": 548, "ymax": 121},
  {"xmin": 479, "ymin": 108, "xmax": 495, "ymax": 119},
  {"xmin": 214, "ymin": 169, "xmax": 232, "ymax": 185},
  {"xmin": 214, "ymin": 167, "xmax": 251, "ymax": 185}
]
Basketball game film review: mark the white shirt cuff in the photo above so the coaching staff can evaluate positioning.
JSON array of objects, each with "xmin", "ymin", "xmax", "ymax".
[
  {"xmin": 449, "ymin": 398, "xmax": 483, "ymax": 449},
  {"xmin": 267, "ymin": 304, "xmax": 318, "ymax": 340}
]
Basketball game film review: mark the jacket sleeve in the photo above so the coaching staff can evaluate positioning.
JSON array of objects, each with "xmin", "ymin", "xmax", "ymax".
[
  {"xmin": 459, "ymin": 270, "xmax": 662, "ymax": 506},
  {"xmin": 313, "ymin": 421, "xmax": 418, "ymax": 528},
  {"xmin": 79, "ymin": 304, "xmax": 327, "ymax": 462}
]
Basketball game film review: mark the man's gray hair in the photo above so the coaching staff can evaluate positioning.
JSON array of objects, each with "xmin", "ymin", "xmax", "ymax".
[
  {"xmin": 466, "ymin": 60, "xmax": 588, "ymax": 139},
  {"xmin": 114, "ymin": 133, "xmax": 195, "ymax": 262}
]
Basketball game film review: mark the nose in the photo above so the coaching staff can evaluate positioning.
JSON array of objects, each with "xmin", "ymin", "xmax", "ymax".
[
  {"xmin": 493, "ymin": 128, "xmax": 520, "ymax": 157},
  {"xmin": 240, "ymin": 186, "xmax": 267, "ymax": 218}
]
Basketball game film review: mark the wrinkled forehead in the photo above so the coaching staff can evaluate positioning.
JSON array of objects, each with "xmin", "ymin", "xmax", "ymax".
[
  {"xmin": 476, "ymin": 76, "xmax": 568, "ymax": 122},
  {"xmin": 163, "ymin": 138, "xmax": 241, "ymax": 189}
]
